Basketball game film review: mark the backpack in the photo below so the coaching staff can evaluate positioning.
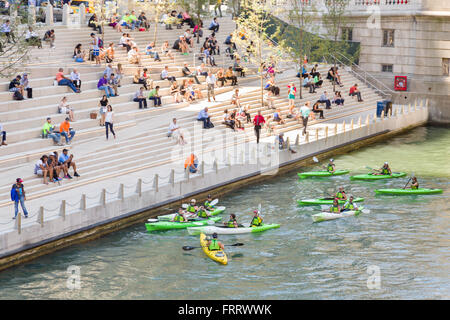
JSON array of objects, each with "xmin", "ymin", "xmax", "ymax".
[
  {"xmin": 13, "ymin": 91, "xmax": 24, "ymax": 100},
  {"xmin": 98, "ymin": 38, "xmax": 104, "ymax": 48}
]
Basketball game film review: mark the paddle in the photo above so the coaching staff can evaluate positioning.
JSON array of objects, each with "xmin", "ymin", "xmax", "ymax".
[
  {"xmin": 313, "ymin": 156, "xmax": 328, "ymax": 170},
  {"xmin": 365, "ymin": 166, "xmax": 381, "ymax": 173},
  {"xmin": 181, "ymin": 199, "xmax": 219, "ymax": 209},
  {"xmin": 182, "ymin": 243, "xmax": 244, "ymax": 251},
  {"xmin": 402, "ymin": 173, "xmax": 415, "ymax": 189}
]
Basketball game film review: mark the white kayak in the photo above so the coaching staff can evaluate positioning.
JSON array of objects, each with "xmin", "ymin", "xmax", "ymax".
[
  {"xmin": 156, "ymin": 206, "xmax": 226, "ymax": 221},
  {"xmin": 187, "ymin": 223, "xmax": 280, "ymax": 235},
  {"xmin": 312, "ymin": 207, "xmax": 364, "ymax": 223}
]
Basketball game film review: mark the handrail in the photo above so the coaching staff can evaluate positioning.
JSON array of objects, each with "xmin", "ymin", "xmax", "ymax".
[{"xmin": 326, "ymin": 51, "xmax": 394, "ymax": 99}]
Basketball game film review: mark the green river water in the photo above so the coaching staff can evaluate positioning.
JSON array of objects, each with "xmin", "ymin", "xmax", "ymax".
[{"xmin": 0, "ymin": 126, "xmax": 448, "ymax": 299}]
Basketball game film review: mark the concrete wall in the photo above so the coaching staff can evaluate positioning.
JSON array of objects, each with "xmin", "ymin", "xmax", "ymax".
[{"xmin": 0, "ymin": 103, "xmax": 429, "ymax": 270}]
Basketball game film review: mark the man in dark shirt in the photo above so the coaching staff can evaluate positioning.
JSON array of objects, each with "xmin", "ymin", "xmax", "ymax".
[
  {"xmin": 9, "ymin": 75, "xmax": 24, "ymax": 97},
  {"xmin": 182, "ymin": 62, "xmax": 200, "ymax": 84}
]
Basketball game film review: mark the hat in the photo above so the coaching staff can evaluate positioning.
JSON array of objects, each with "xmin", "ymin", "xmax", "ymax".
[
  {"xmin": 384, "ymin": 162, "xmax": 388, "ymax": 165},
  {"xmin": 212, "ymin": 233, "xmax": 218, "ymax": 239},
  {"xmin": 16, "ymin": 178, "xmax": 23, "ymax": 183},
  {"xmin": 190, "ymin": 199, "xmax": 196, "ymax": 203},
  {"xmin": 330, "ymin": 158, "xmax": 334, "ymax": 162}
]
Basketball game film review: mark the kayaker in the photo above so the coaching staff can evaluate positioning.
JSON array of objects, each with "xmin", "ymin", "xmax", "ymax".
[
  {"xmin": 375, "ymin": 162, "xmax": 392, "ymax": 175},
  {"xmin": 196, "ymin": 205, "xmax": 211, "ymax": 219},
  {"xmin": 206, "ymin": 233, "xmax": 224, "ymax": 251},
  {"xmin": 330, "ymin": 198, "xmax": 341, "ymax": 214},
  {"xmin": 250, "ymin": 210, "xmax": 263, "ymax": 227},
  {"xmin": 225, "ymin": 213, "xmax": 239, "ymax": 228},
  {"xmin": 342, "ymin": 196, "xmax": 358, "ymax": 212},
  {"xmin": 327, "ymin": 159, "xmax": 336, "ymax": 173},
  {"xmin": 186, "ymin": 199, "xmax": 198, "ymax": 214},
  {"xmin": 172, "ymin": 208, "xmax": 188, "ymax": 222},
  {"xmin": 204, "ymin": 194, "xmax": 215, "ymax": 210},
  {"xmin": 335, "ymin": 186, "xmax": 347, "ymax": 201},
  {"xmin": 410, "ymin": 177, "xmax": 419, "ymax": 190}
]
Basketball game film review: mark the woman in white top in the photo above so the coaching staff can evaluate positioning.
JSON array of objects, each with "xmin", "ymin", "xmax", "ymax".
[
  {"xmin": 105, "ymin": 105, "xmax": 116, "ymax": 140},
  {"xmin": 58, "ymin": 97, "xmax": 75, "ymax": 121},
  {"xmin": 25, "ymin": 26, "xmax": 42, "ymax": 48},
  {"xmin": 128, "ymin": 47, "xmax": 142, "ymax": 65},
  {"xmin": 161, "ymin": 40, "xmax": 174, "ymax": 60},
  {"xmin": 167, "ymin": 118, "xmax": 186, "ymax": 145}
]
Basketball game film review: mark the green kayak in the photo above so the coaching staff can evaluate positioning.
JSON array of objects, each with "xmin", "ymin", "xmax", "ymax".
[
  {"xmin": 298, "ymin": 170, "xmax": 350, "ymax": 179},
  {"xmin": 145, "ymin": 217, "xmax": 222, "ymax": 232},
  {"xmin": 187, "ymin": 223, "xmax": 280, "ymax": 235},
  {"xmin": 298, "ymin": 197, "xmax": 365, "ymax": 206},
  {"xmin": 375, "ymin": 188, "xmax": 443, "ymax": 195},
  {"xmin": 157, "ymin": 206, "xmax": 226, "ymax": 221},
  {"xmin": 350, "ymin": 172, "xmax": 407, "ymax": 181}
]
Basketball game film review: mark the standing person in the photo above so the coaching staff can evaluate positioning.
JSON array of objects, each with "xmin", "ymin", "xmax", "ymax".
[
  {"xmin": 20, "ymin": 73, "xmax": 33, "ymax": 99},
  {"xmin": 287, "ymin": 82, "xmax": 296, "ymax": 110},
  {"xmin": 206, "ymin": 71, "xmax": 216, "ymax": 102},
  {"xmin": 98, "ymin": 95, "xmax": 108, "ymax": 126},
  {"xmin": 253, "ymin": 111, "xmax": 265, "ymax": 144},
  {"xmin": 0, "ymin": 121, "xmax": 6, "ymax": 146},
  {"xmin": 299, "ymin": 101, "xmax": 311, "ymax": 136},
  {"xmin": 11, "ymin": 178, "xmax": 29, "ymax": 219},
  {"xmin": 214, "ymin": 0, "xmax": 223, "ymax": 17},
  {"xmin": 134, "ymin": 87, "xmax": 148, "ymax": 109},
  {"xmin": 104, "ymin": 105, "xmax": 116, "ymax": 140},
  {"xmin": 90, "ymin": 33, "xmax": 101, "ymax": 65}
]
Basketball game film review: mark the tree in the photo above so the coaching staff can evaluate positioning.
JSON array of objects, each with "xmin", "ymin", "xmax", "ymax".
[
  {"xmin": 233, "ymin": 0, "xmax": 282, "ymax": 110},
  {"xmin": 145, "ymin": 0, "xmax": 178, "ymax": 44},
  {"xmin": 322, "ymin": 0, "xmax": 350, "ymax": 92},
  {"xmin": 0, "ymin": 4, "xmax": 34, "ymax": 78},
  {"xmin": 276, "ymin": 0, "xmax": 319, "ymax": 100}
]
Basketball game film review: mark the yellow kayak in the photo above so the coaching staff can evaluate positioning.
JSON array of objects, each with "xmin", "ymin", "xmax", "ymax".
[{"xmin": 200, "ymin": 233, "xmax": 228, "ymax": 265}]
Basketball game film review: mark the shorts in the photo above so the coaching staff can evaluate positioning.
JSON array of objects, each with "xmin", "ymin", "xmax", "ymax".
[
  {"xmin": 92, "ymin": 49, "xmax": 99, "ymax": 57},
  {"xmin": 288, "ymin": 94, "xmax": 295, "ymax": 100},
  {"xmin": 9, "ymin": 87, "xmax": 19, "ymax": 92},
  {"xmin": 36, "ymin": 169, "xmax": 45, "ymax": 176}
]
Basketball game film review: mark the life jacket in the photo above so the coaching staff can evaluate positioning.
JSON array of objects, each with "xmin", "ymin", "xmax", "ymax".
[
  {"xmin": 327, "ymin": 164, "xmax": 334, "ymax": 172},
  {"xmin": 173, "ymin": 213, "xmax": 185, "ymax": 222},
  {"xmin": 209, "ymin": 239, "xmax": 220, "ymax": 251},
  {"xmin": 186, "ymin": 205, "xmax": 196, "ymax": 213},
  {"xmin": 331, "ymin": 205, "xmax": 340, "ymax": 213},
  {"xmin": 411, "ymin": 183, "xmax": 419, "ymax": 190},
  {"xmin": 382, "ymin": 167, "xmax": 390, "ymax": 175},
  {"xmin": 344, "ymin": 202, "xmax": 355, "ymax": 210},
  {"xmin": 204, "ymin": 201, "xmax": 214, "ymax": 209},
  {"xmin": 197, "ymin": 209, "xmax": 208, "ymax": 218},
  {"xmin": 251, "ymin": 216, "xmax": 262, "ymax": 227},
  {"xmin": 336, "ymin": 192, "xmax": 345, "ymax": 199},
  {"xmin": 227, "ymin": 219, "xmax": 237, "ymax": 228}
]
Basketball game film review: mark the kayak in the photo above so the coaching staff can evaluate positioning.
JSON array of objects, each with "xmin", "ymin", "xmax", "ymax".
[
  {"xmin": 298, "ymin": 197, "xmax": 364, "ymax": 206},
  {"xmin": 312, "ymin": 206, "xmax": 364, "ymax": 223},
  {"xmin": 145, "ymin": 217, "xmax": 222, "ymax": 232},
  {"xmin": 200, "ymin": 233, "xmax": 227, "ymax": 265},
  {"xmin": 298, "ymin": 170, "xmax": 350, "ymax": 179},
  {"xmin": 157, "ymin": 206, "xmax": 226, "ymax": 221},
  {"xmin": 350, "ymin": 172, "xmax": 407, "ymax": 181},
  {"xmin": 187, "ymin": 223, "xmax": 280, "ymax": 235},
  {"xmin": 375, "ymin": 188, "xmax": 443, "ymax": 195}
]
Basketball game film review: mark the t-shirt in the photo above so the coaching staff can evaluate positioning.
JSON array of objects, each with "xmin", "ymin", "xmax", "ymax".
[
  {"xmin": 34, "ymin": 159, "xmax": 47, "ymax": 174},
  {"xmin": 60, "ymin": 121, "xmax": 70, "ymax": 133},
  {"xmin": 148, "ymin": 89, "xmax": 158, "ymax": 98},
  {"xmin": 42, "ymin": 122, "xmax": 54, "ymax": 135},
  {"xmin": 168, "ymin": 122, "xmax": 179, "ymax": 135},
  {"xmin": 105, "ymin": 111, "xmax": 113, "ymax": 123},
  {"xmin": 59, "ymin": 153, "xmax": 70, "ymax": 163},
  {"xmin": 56, "ymin": 72, "xmax": 64, "ymax": 82},
  {"xmin": 9, "ymin": 79, "xmax": 19, "ymax": 90},
  {"xmin": 300, "ymin": 105, "xmax": 311, "ymax": 118}
]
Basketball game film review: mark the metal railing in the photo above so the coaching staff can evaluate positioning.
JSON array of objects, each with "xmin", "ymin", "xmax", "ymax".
[{"xmin": 324, "ymin": 51, "xmax": 395, "ymax": 100}]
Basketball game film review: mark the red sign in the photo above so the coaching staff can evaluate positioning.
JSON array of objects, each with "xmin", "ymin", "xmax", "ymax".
[{"xmin": 394, "ymin": 76, "xmax": 407, "ymax": 91}]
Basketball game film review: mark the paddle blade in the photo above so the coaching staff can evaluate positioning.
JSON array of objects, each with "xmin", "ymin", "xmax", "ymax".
[
  {"xmin": 211, "ymin": 199, "xmax": 219, "ymax": 206},
  {"xmin": 182, "ymin": 246, "xmax": 198, "ymax": 251},
  {"xmin": 229, "ymin": 243, "xmax": 244, "ymax": 247},
  {"xmin": 313, "ymin": 156, "xmax": 319, "ymax": 163},
  {"xmin": 181, "ymin": 204, "xmax": 188, "ymax": 209},
  {"xmin": 147, "ymin": 218, "xmax": 158, "ymax": 223},
  {"xmin": 207, "ymin": 219, "xmax": 216, "ymax": 225},
  {"xmin": 258, "ymin": 203, "xmax": 262, "ymax": 213},
  {"xmin": 361, "ymin": 209, "xmax": 371, "ymax": 214},
  {"xmin": 320, "ymin": 205, "xmax": 329, "ymax": 211}
]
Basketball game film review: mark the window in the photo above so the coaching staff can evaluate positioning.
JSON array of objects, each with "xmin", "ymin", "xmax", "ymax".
[
  {"xmin": 443, "ymin": 58, "xmax": 450, "ymax": 76},
  {"xmin": 382, "ymin": 30, "xmax": 395, "ymax": 47},
  {"xmin": 342, "ymin": 28, "xmax": 353, "ymax": 41},
  {"xmin": 382, "ymin": 64, "xmax": 393, "ymax": 73}
]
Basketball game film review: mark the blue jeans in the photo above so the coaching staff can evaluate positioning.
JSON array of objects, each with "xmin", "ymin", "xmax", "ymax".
[
  {"xmin": 149, "ymin": 96, "xmax": 161, "ymax": 106},
  {"xmin": 61, "ymin": 130, "xmax": 75, "ymax": 143},
  {"xmin": 99, "ymin": 86, "xmax": 114, "ymax": 97},
  {"xmin": 47, "ymin": 132, "xmax": 61, "ymax": 144},
  {"xmin": 14, "ymin": 196, "xmax": 28, "ymax": 217},
  {"xmin": 1, "ymin": 130, "xmax": 5, "ymax": 143},
  {"xmin": 59, "ymin": 79, "xmax": 78, "ymax": 92},
  {"xmin": 131, "ymin": 20, "xmax": 141, "ymax": 30}
]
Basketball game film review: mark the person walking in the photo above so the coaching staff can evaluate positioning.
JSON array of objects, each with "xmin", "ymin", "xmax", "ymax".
[
  {"xmin": 11, "ymin": 178, "xmax": 29, "ymax": 219},
  {"xmin": 206, "ymin": 72, "xmax": 216, "ymax": 102},
  {"xmin": 105, "ymin": 105, "xmax": 116, "ymax": 140},
  {"xmin": 253, "ymin": 111, "xmax": 265, "ymax": 144},
  {"xmin": 299, "ymin": 101, "xmax": 312, "ymax": 136}
]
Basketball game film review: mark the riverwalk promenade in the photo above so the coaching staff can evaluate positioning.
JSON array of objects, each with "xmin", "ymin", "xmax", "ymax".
[{"xmin": 0, "ymin": 15, "xmax": 430, "ymax": 270}]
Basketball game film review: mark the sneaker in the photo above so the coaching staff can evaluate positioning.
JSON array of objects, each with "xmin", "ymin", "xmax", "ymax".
[
  {"xmin": 74, "ymin": 172, "xmax": 80, "ymax": 177},
  {"xmin": 67, "ymin": 174, "xmax": 73, "ymax": 179},
  {"xmin": 25, "ymin": 215, "xmax": 28, "ymax": 218}
]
